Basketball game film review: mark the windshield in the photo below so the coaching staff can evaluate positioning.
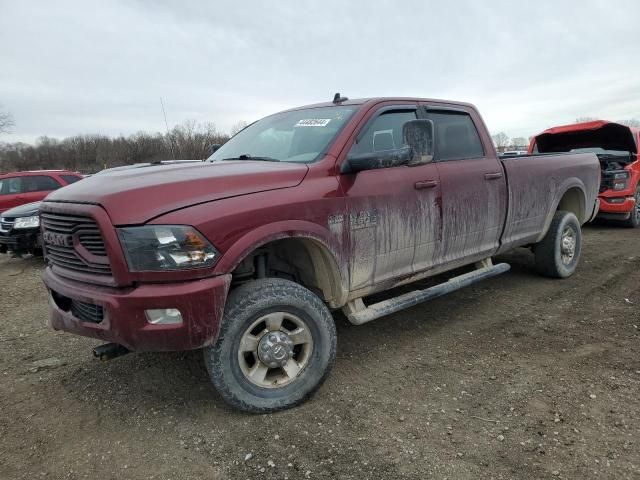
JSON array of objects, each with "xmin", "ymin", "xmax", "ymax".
[{"xmin": 208, "ymin": 106, "xmax": 358, "ymax": 163}]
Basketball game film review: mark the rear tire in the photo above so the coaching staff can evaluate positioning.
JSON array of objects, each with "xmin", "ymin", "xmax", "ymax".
[
  {"xmin": 204, "ymin": 278, "xmax": 336, "ymax": 413},
  {"xmin": 534, "ymin": 210, "xmax": 582, "ymax": 278},
  {"xmin": 622, "ymin": 187, "xmax": 640, "ymax": 228}
]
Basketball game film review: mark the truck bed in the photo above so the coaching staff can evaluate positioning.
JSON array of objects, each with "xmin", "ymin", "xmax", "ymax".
[{"xmin": 498, "ymin": 152, "xmax": 600, "ymax": 253}]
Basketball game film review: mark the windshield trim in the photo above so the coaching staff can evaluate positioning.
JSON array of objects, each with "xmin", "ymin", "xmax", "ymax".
[{"xmin": 207, "ymin": 105, "xmax": 360, "ymax": 164}]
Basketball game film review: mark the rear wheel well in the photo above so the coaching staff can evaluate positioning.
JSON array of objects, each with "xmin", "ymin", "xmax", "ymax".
[
  {"xmin": 230, "ymin": 238, "xmax": 344, "ymax": 308},
  {"xmin": 557, "ymin": 187, "xmax": 586, "ymax": 222}
]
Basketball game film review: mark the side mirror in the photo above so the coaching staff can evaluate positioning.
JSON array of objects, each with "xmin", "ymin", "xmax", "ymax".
[
  {"xmin": 209, "ymin": 144, "xmax": 222, "ymax": 155},
  {"xmin": 403, "ymin": 119, "xmax": 434, "ymax": 165},
  {"xmin": 342, "ymin": 147, "xmax": 412, "ymax": 174}
]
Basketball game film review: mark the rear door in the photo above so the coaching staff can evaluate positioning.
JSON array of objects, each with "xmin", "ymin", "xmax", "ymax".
[
  {"xmin": 423, "ymin": 106, "xmax": 507, "ymax": 263},
  {"xmin": 0, "ymin": 177, "xmax": 24, "ymax": 213},
  {"xmin": 338, "ymin": 104, "xmax": 442, "ymax": 291}
]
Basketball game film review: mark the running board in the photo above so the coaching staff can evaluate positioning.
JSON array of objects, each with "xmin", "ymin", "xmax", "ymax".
[{"xmin": 344, "ymin": 262, "xmax": 511, "ymax": 325}]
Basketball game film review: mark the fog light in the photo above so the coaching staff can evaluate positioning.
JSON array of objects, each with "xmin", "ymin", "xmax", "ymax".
[
  {"xmin": 607, "ymin": 198, "xmax": 625, "ymax": 204},
  {"xmin": 145, "ymin": 308, "xmax": 183, "ymax": 325}
]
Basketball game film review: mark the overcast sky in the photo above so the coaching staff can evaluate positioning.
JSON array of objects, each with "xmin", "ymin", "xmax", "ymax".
[{"xmin": 1, "ymin": 0, "xmax": 639, "ymax": 144}]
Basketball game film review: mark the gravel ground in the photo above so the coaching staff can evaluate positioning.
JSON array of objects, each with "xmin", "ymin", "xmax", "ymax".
[{"xmin": 0, "ymin": 223, "xmax": 638, "ymax": 479}]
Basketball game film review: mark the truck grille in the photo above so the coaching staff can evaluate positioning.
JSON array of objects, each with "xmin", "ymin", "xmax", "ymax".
[
  {"xmin": 0, "ymin": 216, "xmax": 14, "ymax": 233},
  {"xmin": 71, "ymin": 299, "xmax": 105, "ymax": 323},
  {"xmin": 41, "ymin": 212, "xmax": 112, "ymax": 275}
]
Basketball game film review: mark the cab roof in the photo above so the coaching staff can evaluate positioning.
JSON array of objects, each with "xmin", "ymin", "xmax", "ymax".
[{"xmin": 283, "ymin": 97, "xmax": 478, "ymax": 112}]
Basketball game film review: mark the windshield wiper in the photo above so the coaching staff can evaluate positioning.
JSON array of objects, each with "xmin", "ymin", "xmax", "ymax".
[{"xmin": 222, "ymin": 154, "xmax": 280, "ymax": 162}]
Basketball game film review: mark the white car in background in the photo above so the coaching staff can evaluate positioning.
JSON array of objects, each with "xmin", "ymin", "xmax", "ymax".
[{"xmin": 500, "ymin": 150, "xmax": 528, "ymax": 157}]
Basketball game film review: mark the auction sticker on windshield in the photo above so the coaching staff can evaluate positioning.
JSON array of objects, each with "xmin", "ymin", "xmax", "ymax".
[{"xmin": 295, "ymin": 119, "xmax": 331, "ymax": 127}]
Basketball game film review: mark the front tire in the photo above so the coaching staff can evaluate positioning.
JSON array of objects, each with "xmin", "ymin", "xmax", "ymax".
[
  {"xmin": 204, "ymin": 278, "xmax": 337, "ymax": 413},
  {"xmin": 534, "ymin": 210, "xmax": 582, "ymax": 278}
]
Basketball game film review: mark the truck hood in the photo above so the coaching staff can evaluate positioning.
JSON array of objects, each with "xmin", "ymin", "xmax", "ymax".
[
  {"xmin": 534, "ymin": 121, "xmax": 637, "ymax": 154},
  {"xmin": 44, "ymin": 160, "xmax": 309, "ymax": 224},
  {"xmin": 1, "ymin": 201, "xmax": 42, "ymax": 218}
]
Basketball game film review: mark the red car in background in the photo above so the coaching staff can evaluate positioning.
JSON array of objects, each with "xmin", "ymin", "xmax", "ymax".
[
  {"xmin": 0, "ymin": 170, "xmax": 84, "ymax": 213},
  {"xmin": 529, "ymin": 121, "xmax": 640, "ymax": 227}
]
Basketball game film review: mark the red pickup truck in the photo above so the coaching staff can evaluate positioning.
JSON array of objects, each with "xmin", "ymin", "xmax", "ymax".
[
  {"xmin": 529, "ymin": 121, "xmax": 640, "ymax": 227},
  {"xmin": 41, "ymin": 96, "xmax": 600, "ymax": 412}
]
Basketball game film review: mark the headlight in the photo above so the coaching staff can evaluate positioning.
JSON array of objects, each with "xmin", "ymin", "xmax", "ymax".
[
  {"xmin": 610, "ymin": 170, "xmax": 630, "ymax": 191},
  {"xmin": 117, "ymin": 225, "xmax": 219, "ymax": 271},
  {"xmin": 13, "ymin": 215, "xmax": 40, "ymax": 229}
]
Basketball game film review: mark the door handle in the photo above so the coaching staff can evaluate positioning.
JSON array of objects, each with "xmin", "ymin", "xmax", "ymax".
[
  {"xmin": 484, "ymin": 172, "xmax": 503, "ymax": 180},
  {"xmin": 415, "ymin": 180, "xmax": 438, "ymax": 189}
]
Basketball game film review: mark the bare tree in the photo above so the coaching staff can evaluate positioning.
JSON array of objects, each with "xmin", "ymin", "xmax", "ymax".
[
  {"xmin": 510, "ymin": 137, "xmax": 528, "ymax": 148},
  {"xmin": 0, "ymin": 119, "xmax": 230, "ymax": 173},
  {"xmin": 491, "ymin": 132, "xmax": 510, "ymax": 151},
  {"xmin": 0, "ymin": 105, "xmax": 14, "ymax": 134},
  {"xmin": 170, "ymin": 120, "xmax": 227, "ymax": 159},
  {"xmin": 576, "ymin": 117, "xmax": 639, "ymax": 127},
  {"xmin": 230, "ymin": 120, "xmax": 248, "ymax": 136},
  {"xmin": 617, "ymin": 118, "xmax": 640, "ymax": 128}
]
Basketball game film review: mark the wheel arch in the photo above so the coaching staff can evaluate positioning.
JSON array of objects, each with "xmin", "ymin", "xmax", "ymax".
[
  {"xmin": 213, "ymin": 221, "xmax": 349, "ymax": 308},
  {"xmin": 537, "ymin": 179, "xmax": 588, "ymax": 242}
]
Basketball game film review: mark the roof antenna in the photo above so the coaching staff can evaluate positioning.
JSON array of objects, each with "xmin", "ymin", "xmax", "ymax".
[
  {"xmin": 160, "ymin": 97, "xmax": 177, "ymax": 160},
  {"xmin": 333, "ymin": 92, "xmax": 348, "ymax": 104}
]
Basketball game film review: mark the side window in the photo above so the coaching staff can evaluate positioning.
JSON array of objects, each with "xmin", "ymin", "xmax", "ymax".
[
  {"xmin": 349, "ymin": 110, "xmax": 416, "ymax": 156},
  {"xmin": 61, "ymin": 175, "xmax": 83, "ymax": 184},
  {"xmin": 22, "ymin": 175, "xmax": 62, "ymax": 193},
  {"xmin": 0, "ymin": 177, "xmax": 23, "ymax": 195},
  {"xmin": 428, "ymin": 111, "xmax": 484, "ymax": 161}
]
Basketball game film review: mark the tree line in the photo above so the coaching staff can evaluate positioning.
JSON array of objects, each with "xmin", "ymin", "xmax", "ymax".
[
  {"xmin": 2, "ymin": 101, "xmax": 639, "ymax": 173},
  {"xmin": 0, "ymin": 120, "xmax": 232, "ymax": 174}
]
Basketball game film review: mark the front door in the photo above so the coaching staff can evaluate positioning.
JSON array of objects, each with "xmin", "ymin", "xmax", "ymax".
[{"xmin": 338, "ymin": 105, "xmax": 442, "ymax": 292}]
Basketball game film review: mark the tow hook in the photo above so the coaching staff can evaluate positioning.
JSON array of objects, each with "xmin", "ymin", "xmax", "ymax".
[{"xmin": 93, "ymin": 343, "xmax": 130, "ymax": 361}]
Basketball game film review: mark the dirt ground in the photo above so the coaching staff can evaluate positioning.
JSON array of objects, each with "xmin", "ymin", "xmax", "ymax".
[{"xmin": 0, "ymin": 223, "xmax": 638, "ymax": 480}]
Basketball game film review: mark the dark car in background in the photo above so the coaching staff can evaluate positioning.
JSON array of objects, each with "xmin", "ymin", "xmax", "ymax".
[{"xmin": 0, "ymin": 201, "xmax": 42, "ymax": 256}]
